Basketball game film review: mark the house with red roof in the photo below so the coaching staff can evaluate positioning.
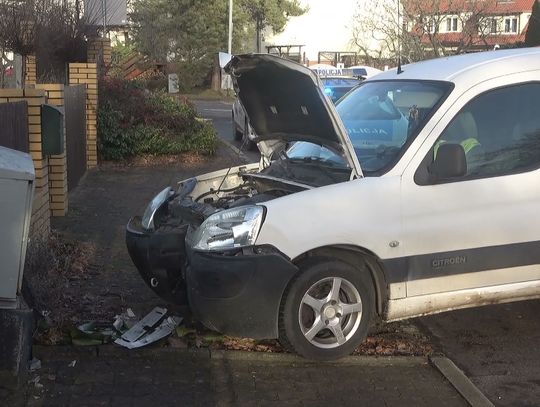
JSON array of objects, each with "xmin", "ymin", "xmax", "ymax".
[{"xmin": 402, "ymin": 0, "xmax": 534, "ymax": 53}]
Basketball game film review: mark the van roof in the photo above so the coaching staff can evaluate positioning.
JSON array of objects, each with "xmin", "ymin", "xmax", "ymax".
[{"xmin": 372, "ymin": 48, "xmax": 540, "ymax": 85}]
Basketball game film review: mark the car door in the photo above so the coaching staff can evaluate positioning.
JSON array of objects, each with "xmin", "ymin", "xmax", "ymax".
[{"xmin": 400, "ymin": 77, "xmax": 540, "ymax": 298}]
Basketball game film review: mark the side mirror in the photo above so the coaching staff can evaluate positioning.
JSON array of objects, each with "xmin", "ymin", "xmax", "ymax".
[
  {"xmin": 218, "ymin": 52, "xmax": 233, "ymax": 69},
  {"xmin": 429, "ymin": 143, "xmax": 467, "ymax": 181}
]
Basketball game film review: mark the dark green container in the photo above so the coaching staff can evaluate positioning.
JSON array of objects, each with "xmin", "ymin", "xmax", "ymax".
[{"xmin": 41, "ymin": 104, "xmax": 64, "ymax": 155}]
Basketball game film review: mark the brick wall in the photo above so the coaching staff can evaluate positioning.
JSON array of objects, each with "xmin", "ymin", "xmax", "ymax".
[
  {"xmin": 87, "ymin": 37, "xmax": 112, "ymax": 73},
  {"xmin": 0, "ymin": 89, "xmax": 50, "ymax": 239},
  {"xmin": 36, "ymin": 84, "xmax": 68, "ymax": 217},
  {"xmin": 68, "ymin": 63, "xmax": 98, "ymax": 169},
  {"xmin": 25, "ymin": 56, "xmax": 36, "ymax": 87}
]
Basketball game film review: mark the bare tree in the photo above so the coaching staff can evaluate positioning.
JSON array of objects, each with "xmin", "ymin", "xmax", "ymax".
[
  {"xmin": 352, "ymin": 0, "xmax": 429, "ymax": 67},
  {"xmin": 404, "ymin": 0, "xmax": 501, "ymax": 54},
  {"xmin": 0, "ymin": 49, "xmax": 14, "ymax": 87},
  {"xmin": 0, "ymin": 0, "xmax": 96, "ymax": 85},
  {"xmin": 0, "ymin": 0, "xmax": 44, "ymax": 85},
  {"xmin": 352, "ymin": 0, "xmax": 506, "ymax": 66}
]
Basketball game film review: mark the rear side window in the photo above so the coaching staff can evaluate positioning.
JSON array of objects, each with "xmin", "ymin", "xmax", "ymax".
[{"xmin": 418, "ymin": 82, "xmax": 540, "ymax": 183}]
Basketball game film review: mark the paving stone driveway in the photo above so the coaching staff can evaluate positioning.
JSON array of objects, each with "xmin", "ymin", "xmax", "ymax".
[
  {"xmin": 24, "ymin": 346, "xmax": 466, "ymax": 407},
  {"xmin": 51, "ymin": 143, "xmax": 244, "ymax": 320}
]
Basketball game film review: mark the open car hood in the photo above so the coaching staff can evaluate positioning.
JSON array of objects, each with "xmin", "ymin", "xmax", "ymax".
[{"xmin": 225, "ymin": 54, "xmax": 362, "ymax": 177}]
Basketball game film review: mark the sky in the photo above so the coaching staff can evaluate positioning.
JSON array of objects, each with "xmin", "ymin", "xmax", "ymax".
[{"xmin": 264, "ymin": 0, "xmax": 360, "ymax": 62}]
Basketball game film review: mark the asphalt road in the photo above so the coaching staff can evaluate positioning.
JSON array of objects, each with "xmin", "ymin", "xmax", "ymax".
[
  {"xmin": 192, "ymin": 99, "xmax": 259, "ymax": 163},
  {"xmin": 193, "ymin": 97, "xmax": 540, "ymax": 407}
]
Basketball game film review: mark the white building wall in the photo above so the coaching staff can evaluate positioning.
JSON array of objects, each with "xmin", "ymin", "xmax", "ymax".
[{"xmin": 263, "ymin": 0, "xmax": 360, "ymax": 63}]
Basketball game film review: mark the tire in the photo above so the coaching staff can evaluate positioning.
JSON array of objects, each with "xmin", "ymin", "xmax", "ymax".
[
  {"xmin": 279, "ymin": 257, "xmax": 374, "ymax": 360},
  {"xmin": 241, "ymin": 132, "xmax": 256, "ymax": 151},
  {"xmin": 232, "ymin": 112, "xmax": 242, "ymax": 141}
]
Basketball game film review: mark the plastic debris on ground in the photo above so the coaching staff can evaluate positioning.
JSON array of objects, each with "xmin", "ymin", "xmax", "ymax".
[
  {"xmin": 112, "ymin": 307, "xmax": 139, "ymax": 333},
  {"xmin": 115, "ymin": 307, "xmax": 183, "ymax": 349},
  {"xmin": 68, "ymin": 307, "xmax": 181, "ymax": 349},
  {"xmin": 71, "ymin": 321, "xmax": 116, "ymax": 346},
  {"xmin": 29, "ymin": 376, "xmax": 43, "ymax": 389},
  {"xmin": 29, "ymin": 357, "xmax": 41, "ymax": 372}
]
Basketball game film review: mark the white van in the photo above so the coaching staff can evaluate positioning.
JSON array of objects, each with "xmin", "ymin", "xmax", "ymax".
[{"xmin": 127, "ymin": 49, "xmax": 540, "ymax": 360}]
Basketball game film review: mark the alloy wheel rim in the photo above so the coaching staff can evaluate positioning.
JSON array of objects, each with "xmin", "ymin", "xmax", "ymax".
[{"xmin": 298, "ymin": 276, "xmax": 363, "ymax": 349}]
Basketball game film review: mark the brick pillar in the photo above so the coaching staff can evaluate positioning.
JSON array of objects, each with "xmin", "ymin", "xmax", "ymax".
[
  {"xmin": 68, "ymin": 63, "xmax": 98, "ymax": 169},
  {"xmin": 0, "ymin": 89, "xmax": 50, "ymax": 239},
  {"xmin": 25, "ymin": 55, "xmax": 37, "ymax": 87},
  {"xmin": 36, "ymin": 84, "xmax": 68, "ymax": 217},
  {"xmin": 87, "ymin": 37, "xmax": 112, "ymax": 74}
]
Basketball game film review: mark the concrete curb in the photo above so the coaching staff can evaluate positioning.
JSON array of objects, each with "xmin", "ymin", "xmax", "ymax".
[
  {"xmin": 430, "ymin": 356, "xmax": 494, "ymax": 407},
  {"xmin": 209, "ymin": 349, "xmax": 427, "ymax": 366},
  {"xmin": 34, "ymin": 345, "xmax": 425, "ymax": 368}
]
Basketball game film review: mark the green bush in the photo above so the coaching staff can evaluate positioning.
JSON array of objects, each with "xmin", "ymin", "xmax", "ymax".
[{"xmin": 97, "ymin": 78, "xmax": 217, "ymax": 161}]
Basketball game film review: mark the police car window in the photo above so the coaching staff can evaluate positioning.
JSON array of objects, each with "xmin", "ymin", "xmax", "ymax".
[
  {"xmin": 428, "ymin": 82, "xmax": 540, "ymax": 180},
  {"xmin": 336, "ymin": 81, "xmax": 449, "ymax": 173},
  {"xmin": 321, "ymin": 78, "xmax": 361, "ymax": 86}
]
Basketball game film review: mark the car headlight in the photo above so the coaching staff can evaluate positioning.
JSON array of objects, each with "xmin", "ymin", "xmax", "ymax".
[
  {"xmin": 191, "ymin": 205, "xmax": 265, "ymax": 251},
  {"xmin": 141, "ymin": 187, "xmax": 173, "ymax": 230}
]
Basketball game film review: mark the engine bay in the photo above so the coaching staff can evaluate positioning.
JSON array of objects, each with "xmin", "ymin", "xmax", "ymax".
[{"xmin": 151, "ymin": 156, "xmax": 352, "ymax": 232}]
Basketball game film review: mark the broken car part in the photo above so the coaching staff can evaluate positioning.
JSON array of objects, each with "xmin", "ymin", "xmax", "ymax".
[{"xmin": 114, "ymin": 307, "xmax": 182, "ymax": 349}]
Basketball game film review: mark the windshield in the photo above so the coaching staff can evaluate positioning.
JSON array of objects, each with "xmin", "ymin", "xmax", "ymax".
[{"xmin": 287, "ymin": 80, "xmax": 451, "ymax": 174}]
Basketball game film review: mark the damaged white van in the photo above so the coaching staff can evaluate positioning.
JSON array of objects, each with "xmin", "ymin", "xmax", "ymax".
[{"xmin": 127, "ymin": 49, "xmax": 540, "ymax": 360}]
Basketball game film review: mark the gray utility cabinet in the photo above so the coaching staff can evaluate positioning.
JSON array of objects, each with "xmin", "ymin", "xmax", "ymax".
[{"xmin": 0, "ymin": 146, "xmax": 34, "ymax": 309}]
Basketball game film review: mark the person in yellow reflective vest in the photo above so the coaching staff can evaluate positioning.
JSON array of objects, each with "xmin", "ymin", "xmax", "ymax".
[
  {"xmin": 434, "ymin": 137, "xmax": 483, "ymax": 174},
  {"xmin": 434, "ymin": 111, "xmax": 483, "ymax": 174}
]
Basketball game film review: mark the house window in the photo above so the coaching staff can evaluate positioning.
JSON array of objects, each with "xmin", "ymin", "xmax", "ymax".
[
  {"xmin": 426, "ymin": 19, "xmax": 437, "ymax": 33},
  {"xmin": 489, "ymin": 18, "xmax": 498, "ymax": 34},
  {"xmin": 481, "ymin": 18, "xmax": 498, "ymax": 34},
  {"xmin": 446, "ymin": 17, "xmax": 459, "ymax": 32},
  {"xmin": 504, "ymin": 17, "xmax": 518, "ymax": 33}
]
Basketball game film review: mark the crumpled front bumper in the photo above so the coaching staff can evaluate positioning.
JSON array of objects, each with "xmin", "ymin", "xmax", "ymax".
[
  {"xmin": 186, "ymin": 245, "xmax": 298, "ymax": 339},
  {"xmin": 126, "ymin": 216, "xmax": 189, "ymax": 305},
  {"xmin": 126, "ymin": 215, "xmax": 299, "ymax": 339}
]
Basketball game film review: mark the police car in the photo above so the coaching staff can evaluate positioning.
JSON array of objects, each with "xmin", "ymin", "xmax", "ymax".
[
  {"xmin": 127, "ymin": 49, "xmax": 540, "ymax": 360},
  {"xmin": 231, "ymin": 95, "xmax": 256, "ymax": 149},
  {"xmin": 311, "ymin": 65, "xmax": 374, "ymax": 103}
]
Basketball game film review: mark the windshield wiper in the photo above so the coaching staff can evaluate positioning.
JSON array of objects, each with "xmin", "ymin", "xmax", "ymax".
[
  {"xmin": 286, "ymin": 156, "xmax": 343, "ymax": 182},
  {"xmin": 287, "ymin": 156, "xmax": 340, "ymax": 167}
]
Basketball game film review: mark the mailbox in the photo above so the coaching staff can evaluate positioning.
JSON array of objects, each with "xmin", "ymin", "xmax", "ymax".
[
  {"xmin": 0, "ymin": 146, "xmax": 35, "ymax": 308},
  {"xmin": 41, "ymin": 104, "xmax": 64, "ymax": 155}
]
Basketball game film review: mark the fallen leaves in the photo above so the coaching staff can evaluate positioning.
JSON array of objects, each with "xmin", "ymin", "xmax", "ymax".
[
  {"xmin": 167, "ymin": 320, "xmax": 433, "ymax": 356},
  {"xmin": 219, "ymin": 337, "xmax": 284, "ymax": 353},
  {"xmin": 353, "ymin": 323, "xmax": 433, "ymax": 356}
]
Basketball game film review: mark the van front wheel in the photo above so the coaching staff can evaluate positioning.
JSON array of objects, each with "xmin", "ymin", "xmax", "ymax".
[{"xmin": 279, "ymin": 258, "xmax": 374, "ymax": 360}]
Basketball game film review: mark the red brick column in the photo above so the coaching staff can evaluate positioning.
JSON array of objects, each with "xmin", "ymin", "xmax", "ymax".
[
  {"xmin": 36, "ymin": 84, "xmax": 68, "ymax": 217},
  {"xmin": 68, "ymin": 63, "xmax": 98, "ymax": 169},
  {"xmin": 0, "ymin": 88, "xmax": 50, "ymax": 238}
]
